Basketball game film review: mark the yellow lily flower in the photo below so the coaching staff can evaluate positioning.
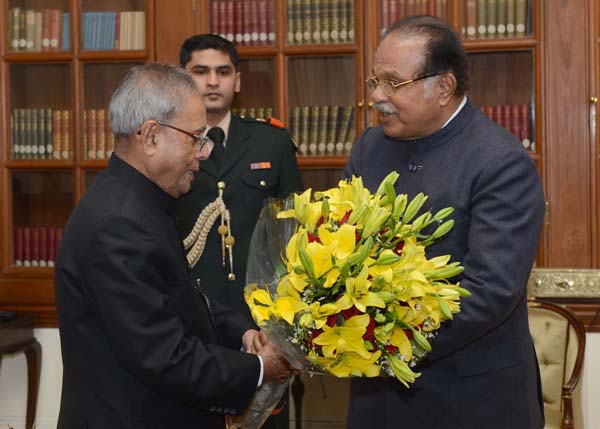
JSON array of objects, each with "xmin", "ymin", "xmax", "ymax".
[
  {"xmin": 309, "ymin": 302, "xmax": 341, "ymax": 329},
  {"xmin": 243, "ymin": 286, "xmax": 275, "ymax": 326},
  {"xmin": 313, "ymin": 314, "xmax": 372, "ymax": 359},
  {"xmin": 317, "ymin": 223, "xmax": 356, "ymax": 261},
  {"xmin": 273, "ymin": 296, "xmax": 308, "ymax": 325},
  {"xmin": 390, "ymin": 327, "xmax": 413, "ymax": 361},
  {"xmin": 317, "ymin": 350, "xmax": 383, "ymax": 378},
  {"xmin": 337, "ymin": 265, "xmax": 386, "ymax": 313}
]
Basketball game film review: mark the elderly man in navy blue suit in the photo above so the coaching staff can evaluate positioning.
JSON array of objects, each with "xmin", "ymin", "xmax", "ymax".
[{"xmin": 343, "ymin": 16, "xmax": 545, "ymax": 429}]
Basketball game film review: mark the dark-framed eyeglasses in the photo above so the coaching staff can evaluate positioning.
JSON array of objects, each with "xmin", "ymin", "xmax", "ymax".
[
  {"xmin": 365, "ymin": 73, "xmax": 443, "ymax": 97},
  {"xmin": 156, "ymin": 121, "xmax": 208, "ymax": 151}
]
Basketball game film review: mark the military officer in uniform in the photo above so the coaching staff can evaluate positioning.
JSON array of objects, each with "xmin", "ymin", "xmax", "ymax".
[{"xmin": 176, "ymin": 33, "xmax": 303, "ymax": 328}]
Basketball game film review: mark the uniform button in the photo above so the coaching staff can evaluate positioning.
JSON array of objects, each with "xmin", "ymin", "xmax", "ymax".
[
  {"xmin": 209, "ymin": 406, "xmax": 216, "ymax": 412},
  {"xmin": 223, "ymin": 408, "xmax": 230, "ymax": 414},
  {"xmin": 231, "ymin": 408, "xmax": 237, "ymax": 414},
  {"xmin": 216, "ymin": 406, "xmax": 223, "ymax": 413},
  {"xmin": 260, "ymin": 180, "xmax": 267, "ymax": 187}
]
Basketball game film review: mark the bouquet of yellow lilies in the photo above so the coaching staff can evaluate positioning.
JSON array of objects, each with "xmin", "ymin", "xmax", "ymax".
[{"xmin": 244, "ymin": 172, "xmax": 469, "ymax": 389}]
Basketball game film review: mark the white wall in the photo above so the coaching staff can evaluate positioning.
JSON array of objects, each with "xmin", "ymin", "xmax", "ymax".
[{"xmin": 1, "ymin": 329, "xmax": 599, "ymax": 429}]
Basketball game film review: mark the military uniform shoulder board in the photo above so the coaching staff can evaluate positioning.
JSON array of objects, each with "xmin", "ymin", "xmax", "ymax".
[{"xmin": 254, "ymin": 116, "xmax": 286, "ymax": 129}]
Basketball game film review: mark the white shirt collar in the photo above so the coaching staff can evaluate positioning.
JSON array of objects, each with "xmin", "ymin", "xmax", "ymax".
[{"xmin": 442, "ymin": 96, "xmax": 467, "ymax": 128}]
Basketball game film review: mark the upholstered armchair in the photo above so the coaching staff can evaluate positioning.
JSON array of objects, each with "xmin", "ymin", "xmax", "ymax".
[{"xmin": 528, "ymin": 298, "xmax": 586, "ymax": 429}]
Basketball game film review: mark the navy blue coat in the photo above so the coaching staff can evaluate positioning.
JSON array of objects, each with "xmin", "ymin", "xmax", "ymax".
[{"xmin": 343, "ymin": 101, "xmax": 545, "ymax": 429}]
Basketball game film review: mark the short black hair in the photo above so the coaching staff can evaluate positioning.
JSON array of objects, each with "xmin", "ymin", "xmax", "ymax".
[
  {"xmin": 385, "ymin": 16, "xmax": 469, "ymax": 97},
  {"xmin": 179, "ymin": 34, "xmax": 239, "ymax": 70}
]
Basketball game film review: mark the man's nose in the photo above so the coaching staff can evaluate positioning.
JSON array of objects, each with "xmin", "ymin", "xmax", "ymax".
[
  {"xmin": 207, "ymin": 70, "xmax": 219, "ymax": 86},
  {"xmin": 370, "ymin": 84, "xmax": 388, "ymax": 103},
  {"xmin": 197, "ymin": 143, "xmax": 210, "ymax": 160}
]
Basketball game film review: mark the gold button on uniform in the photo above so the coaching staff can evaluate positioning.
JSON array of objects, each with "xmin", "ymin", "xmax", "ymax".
[{"xmin": 260, "ymin": 180, "xmax": 267, "ymax": 187}]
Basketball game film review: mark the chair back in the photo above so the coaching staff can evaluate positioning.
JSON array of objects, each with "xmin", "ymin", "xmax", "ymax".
[{"xmin": 528, "ymin": 298, "xmax": 585, "ymax": 429}]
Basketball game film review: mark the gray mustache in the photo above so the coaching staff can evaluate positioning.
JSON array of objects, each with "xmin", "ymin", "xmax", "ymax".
[{"xmin": 374, "ymin": 102, "xmax": 396, "ymax": 115}]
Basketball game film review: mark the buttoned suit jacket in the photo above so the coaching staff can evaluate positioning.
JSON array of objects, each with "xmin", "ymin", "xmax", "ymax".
[
  {"xmin": 176, "ymin": 114, "xmax": 303, "ymax": 319},
  {"xmin": 55, "ymin": 155, "xmax": 260, "ymax": 429},
  {"xmin": 343, "ymin": 101, "xmax": 545, "ymax": 429}
]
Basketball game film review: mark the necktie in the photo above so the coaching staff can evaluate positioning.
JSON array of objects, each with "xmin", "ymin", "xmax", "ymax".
[{"xmin": 208, "ymin": 127, "xmax": 225, "ymax": 168}]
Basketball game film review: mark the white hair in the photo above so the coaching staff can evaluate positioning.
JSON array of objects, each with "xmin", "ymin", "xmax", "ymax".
[{"xmin": 109, "ymin": 63, "xmax": 198, "ymax": 138}]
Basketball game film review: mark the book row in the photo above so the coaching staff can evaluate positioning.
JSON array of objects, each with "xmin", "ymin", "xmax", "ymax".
[
  {"xmin": 463, "ymin": 0, "xmax": 529, "ymax": 39},
  {"xmin": 481, "ymin": 103, "xmax": 535, "ymax": 151},
  {"xmin": 13, "ymin": 226, "xmax": 63, "ymax": 268},
  {"xmin": 289, "ymin": 105, "xmax": 356, "ymax": 156},
  {"xmin": 8, "ymin": 8, "xmax": 69, "ymax": 52},
  {"xmin": 381, "ymin": 0, "xmax": 449, "ymax": 35},
  {"xmin": 82, "ymin": 11, "xmax": 146, "ymax": 51},
  {"xmin": 230, "ymin": 106, "xmax": 275, "ymax": 119},
  {"xmin": 10, "ymin": 109, "xmax": 72, "ymax": 160},
  {"xmin": 286, "ymin": 0, "xmax": 355, "ymax": 45},
  {"xmin": 83, "ymin": 109, "xmax": 116, "ymax": 160},
  {"xmin": 210, "ymin": 0, "xmax": 276, "ymax": 46}
]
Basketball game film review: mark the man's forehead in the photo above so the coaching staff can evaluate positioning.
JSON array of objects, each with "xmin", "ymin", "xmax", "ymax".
[
  {"xmin": 187, "ymin": 49, "xmax": 234, "ymax": 68},
  {"xmin": 374, "ymin": 36, "xmax": 425, "ymax": 74}
]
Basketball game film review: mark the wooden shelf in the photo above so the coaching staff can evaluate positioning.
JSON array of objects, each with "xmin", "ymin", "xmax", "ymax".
[
  {"xmin": 6, "ymin": 159, "xmax": 76, "ymax": 169},
  {"xmin": 78, "ymin": 50, "xmax": 148, "ymax": 61},
  {"xmin": 3, "ymin": 52, "xmax": 74, "ymax": 63},
  {"xmin": 283, "ymin": 43, "xmax": 360, "ymax": 56},
  {"xmin": 298, "ymin": 156, "xmax": 348, "ymax": 169}
]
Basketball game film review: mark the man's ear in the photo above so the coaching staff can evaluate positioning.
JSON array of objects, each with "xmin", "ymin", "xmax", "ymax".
[
  {"xmin": 438, "ymin": 73, "xmax": 457, "ymax": 106},
  {"xmin": 234, "ymin": 71, "xmax": 241, "ymax": 93},
  {"xmin": 139, "ymin": 120, "xmax": 159, "ymax": 155}
]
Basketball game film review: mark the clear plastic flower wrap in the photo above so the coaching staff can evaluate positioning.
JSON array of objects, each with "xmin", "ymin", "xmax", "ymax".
[{"xmin": 238, "ymin": 173, "xmax": 470, "ymax": 427}]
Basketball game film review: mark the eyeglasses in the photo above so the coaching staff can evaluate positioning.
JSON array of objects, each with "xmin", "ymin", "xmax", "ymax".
[
  {"xmin": 366, "ymin": 73, "xmax": 443, "ymax": 97},
  {"xmin": 156, "ymin": 121, "xmax": 208, "ymax": 151}
]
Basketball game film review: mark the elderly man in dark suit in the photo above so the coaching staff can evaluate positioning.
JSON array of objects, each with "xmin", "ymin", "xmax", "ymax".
[
  {"xmin": 54, "ymin": 63, "xmax": 291, "ymax": 429},
  {"xmin": 343, "ymin": 16, "xmax": 545, "ymax": 429}
]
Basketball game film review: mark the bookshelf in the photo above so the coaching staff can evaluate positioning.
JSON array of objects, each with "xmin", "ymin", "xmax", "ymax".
[{"xmin": 0, "ymin": 0, "xmax": 154, "ymax": 325}]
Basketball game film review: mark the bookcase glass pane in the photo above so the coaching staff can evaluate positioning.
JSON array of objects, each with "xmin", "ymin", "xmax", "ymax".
[
  {"xmin": 288, "ymin": 56, "xmax": 356, "ymax": 157},
  {"xmin": 469, "ymin": 50, "xmax": 535, "ymax": 151},
  {"xmin": 7, "ymin": 0, "xmax": 70, "ymax": 52},
  {"xmin": 286, "ymin": 0, "xmax": 356, "ymax": 46},
  {"xmin": 81, "ymin": 0, "xmax": 145, "ymax": 51},
  {"xmin": 380, "ymin": 0, "xmax": 450, "ymax": 37},
  {"xmin": 288, "ymin": 56, "xmax": 355, "ymax": 106},
  {"xmin": 301, "ymin": 169, "xmax": 343, "ymax": 191},
  {"xmin": 9, "ymin": 64, "xmax": 72, "ymax": 160},
  {"xmin": 11, "ymin": 171, "xmax": 72, "ymax": 267},
  {"xmin": 231, "ymin": 58, "xmax": 276, "ymax": 118},
  {"xmin": 82, "ymin": 63, "xmax": 139, "ymax": 160},
  {"xmin": 463, "ymin": 0, "xmax": 533, "ymax": 40},
  {"xmin": 209, "ymin": 0, "xmax": 276, "ymax": 47},
  {"xmin": 10, "ymin": 63, "xmax": 70, "ymax": 108},
  {"xmin": 12, "ymin": 171, "xmax": 73, "ymax": 227}
]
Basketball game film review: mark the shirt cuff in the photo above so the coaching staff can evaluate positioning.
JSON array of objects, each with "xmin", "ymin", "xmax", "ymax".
[{"xmin": 256, "ymin": 355, "xmax": 264, "ymax": 387}]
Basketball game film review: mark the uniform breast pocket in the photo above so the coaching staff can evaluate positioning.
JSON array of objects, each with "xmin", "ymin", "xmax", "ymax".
[{"xmin": 241, "ymin": 169, "xmax": 277, "ymax": 209}]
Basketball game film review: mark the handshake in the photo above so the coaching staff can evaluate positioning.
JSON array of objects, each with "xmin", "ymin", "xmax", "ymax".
[{"xmin": 242, "ymin": 329, "xmax": 299, "ymax": 383}]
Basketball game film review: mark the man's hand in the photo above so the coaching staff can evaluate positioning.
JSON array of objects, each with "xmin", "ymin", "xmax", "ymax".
[
  {"xmin": 241, "ymin": 329, "xmax": 260, "ymax": 353},
  {"xmin": 255, "ymin": 331, "xmax": 292, "ymax": 383}
]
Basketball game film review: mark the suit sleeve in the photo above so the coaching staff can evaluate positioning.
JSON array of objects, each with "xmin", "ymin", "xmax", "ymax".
[
  {"xmin": 84, "ymin": 215, "xmax": 260, "ymax": 413},
  {"xmin": 211, "ymin": 298, "xmax": 257, "ymax": 349},
  {"xmin": 427, "ymin": 148, "xmax": 545, "ymax": 362}
]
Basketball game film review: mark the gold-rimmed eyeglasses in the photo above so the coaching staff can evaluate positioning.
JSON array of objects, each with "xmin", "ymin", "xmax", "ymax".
[
  {"xmin": 156, "ymin": 121, "xmax": 208, "ymax": 151},
  {"xmin": 366, "ymin": 73, "xmax": 443, "ymax": 97}
]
